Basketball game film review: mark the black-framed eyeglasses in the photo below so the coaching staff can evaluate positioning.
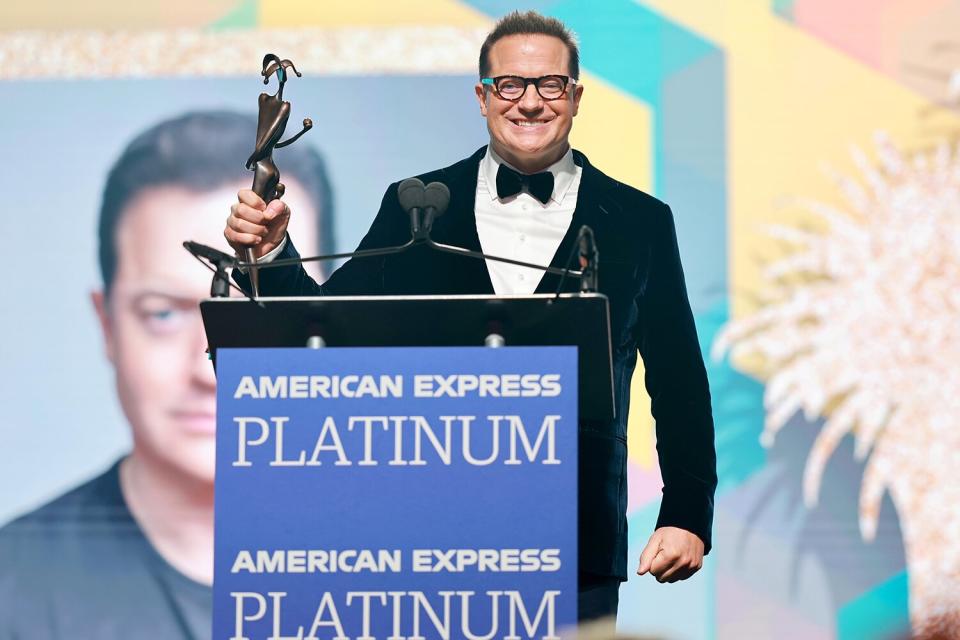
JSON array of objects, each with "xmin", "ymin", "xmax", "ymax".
[{"xmin": 481, "ymin": 75, "xmax": 577, "ymax": 101}]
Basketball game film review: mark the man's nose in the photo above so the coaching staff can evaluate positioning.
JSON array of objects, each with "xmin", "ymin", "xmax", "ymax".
[{"xmin": 518, "ymin": 82, "xmax": 543, "ymax": 111}]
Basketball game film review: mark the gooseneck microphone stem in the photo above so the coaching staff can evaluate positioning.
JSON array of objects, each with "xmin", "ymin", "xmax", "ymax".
[
  {"xmin": 553, "ymin": 241, "xmax": 581, "ymax": 298},
  {"xmin": 190, "ymin": 235, "xmax": 587, "ymax": 298},
  {"xmin": 188, "ymin": 234, "xmax": 590, "ymax": 300},
  {"xmin": 409, "ymin": 210, "xmax": 422, "ymax": 238},
  {"xmin": 424, "ymin": 239, "xmax": 578, "ymax": 278},
  {"xmin": 553, "ymin": 226, "xmax": 598, "ymax": 297},
  {"xmin": 186, "ymin": 177, "xmax": 597, "ymax": 299},
  {"xmin": 233, "ymin": 238, "xmax": 579, "ymax": 279},
  {"xmin": 237, "ymin": 241, "xmax": 416, "ymax": 270}
]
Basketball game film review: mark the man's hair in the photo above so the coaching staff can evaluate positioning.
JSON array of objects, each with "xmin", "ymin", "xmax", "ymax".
[
  {"xmin": 478, "ymin": 10, "xmax": 580, "ymax": 80},
  {"xmin": 98, "ymin": 110, "xmax": 335, "ymax": 295}
]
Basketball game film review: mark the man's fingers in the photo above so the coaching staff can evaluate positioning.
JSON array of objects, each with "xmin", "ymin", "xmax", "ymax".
[
  {"xmin": 237, "ymin": 189, "xmax": 267, "ymax": 210},
  {"xmin": 224, "ymin": 227, "xmax": 262, "ymax": 248},
  {"xmin": 226, "ymin": 191, "xmax": 290, "ymax": 256},
  {"xmin": 637, "ymin": 533, "xmax": 662, "ymax": 575},
  {"xmin": 649, "ymin": 549, "xmax": 673, "ymax": 580},
  {"xmin": 227, "ymin": 215, "xmax": 269, "ymax": 237},
  {"xmin": 232, "ymin": 202, "xmax": 271, "ymax": 225},
  {"xmin": 232, "ymin": 192, "xmax": 288, "ymax": 227},
  {"xmin": 264, "ymin": 199, "xmax": 289, "ymax": 221},
  {"xmin": 654, "ymin": 555, "xmax": 683, "ymax": 583},
  {"xmin": 642, "ymin": 527, "xmax": 706, "ymax": 583},
  {"xmin": 655, "ymin": 554, "xmax": 702, "ymax": 584},
  {"xmin": 665, "ymin": 563, "xmax": 701, "ymax": 583}
]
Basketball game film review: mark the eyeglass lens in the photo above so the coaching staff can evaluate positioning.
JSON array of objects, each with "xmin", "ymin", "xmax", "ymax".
[{"xmin": 497, "ymin": 76, "xmax": 567, "ymax": 99}]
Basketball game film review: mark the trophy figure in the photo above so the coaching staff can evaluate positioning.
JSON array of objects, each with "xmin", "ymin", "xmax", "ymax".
[{"xmin": 244, "ymin": 53, "xmax": 313, "ymax": 296}]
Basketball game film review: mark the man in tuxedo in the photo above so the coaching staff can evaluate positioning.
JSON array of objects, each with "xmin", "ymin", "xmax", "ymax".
[{"xmin": 226, "ymin": 10, "xmax": 717, "ymax": 621}]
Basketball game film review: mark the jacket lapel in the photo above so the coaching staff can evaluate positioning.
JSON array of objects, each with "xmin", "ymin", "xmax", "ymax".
[
  {"xmin": 535, "ymin": 150, "xmax": 619, "ymax": 294},
  {"xmin": 427, "ymin": 146, "xmax": 495, "ymax": 294}
]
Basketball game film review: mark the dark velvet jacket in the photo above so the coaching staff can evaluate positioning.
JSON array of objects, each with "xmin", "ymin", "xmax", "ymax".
[{"xmin": 235, "ymin": 146, "xmax": 717, "ymax": 579}]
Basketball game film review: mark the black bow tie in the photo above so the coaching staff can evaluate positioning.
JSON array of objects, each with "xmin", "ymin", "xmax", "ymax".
[{"xmin": 495, "ymin": 163, "xmax": 555, "ymax": 205}]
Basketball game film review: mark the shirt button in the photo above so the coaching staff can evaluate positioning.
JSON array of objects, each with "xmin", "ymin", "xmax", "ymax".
[
  {"xmin": 519, "ymin": 234, "xmax": 526, "ymax": 242},
  {"xmin": 518, "ymin": 274, "xmax": 525, "ymax": 281},
  {"xmin": 522, "ymin": 204, "xmax": 530, "ymax": 211}
]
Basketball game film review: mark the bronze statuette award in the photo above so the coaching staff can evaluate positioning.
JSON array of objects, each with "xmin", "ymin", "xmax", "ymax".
[{"xmin": 244, "ymin": 53, "xmax": 313, "ymax": 296}]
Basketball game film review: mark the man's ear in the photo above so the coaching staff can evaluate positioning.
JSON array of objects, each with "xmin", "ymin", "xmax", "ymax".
[
  {"xmin": 571, "ymin": 81, "xmax": 584, "ymax": 117},
  {"xmin": 91, "ymin": 290, "xmax": 116, "ymax": 364},
  {"xmin": 475, "ymin": 83, "xmax": 489, "ymax": 117}
]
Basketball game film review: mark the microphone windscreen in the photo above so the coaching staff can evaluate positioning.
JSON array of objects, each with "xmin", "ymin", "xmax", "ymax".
[
  {"xmin": 184, "ymin": 240, "xmax": 235, "ymax": 264},
  {"xmin": 423, "ymin": 181, "xmax": 451, "ymax": 216},
  {"xmin": 397, "ymin": 178, "xmax": 425, "ymax": 213}
]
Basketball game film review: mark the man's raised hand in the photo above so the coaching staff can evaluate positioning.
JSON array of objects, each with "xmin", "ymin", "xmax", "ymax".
[{"xmin": 224, "ymin": 189, "xmax": 290, "ymax": 259}]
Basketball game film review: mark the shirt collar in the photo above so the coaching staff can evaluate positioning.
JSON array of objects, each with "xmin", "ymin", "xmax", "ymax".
[{"xmin": 481, "ymin": 145, "xmax": 577, "ymax": 204}]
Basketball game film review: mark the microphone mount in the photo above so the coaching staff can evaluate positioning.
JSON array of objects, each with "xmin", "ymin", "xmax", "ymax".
[
  {"xmin": 183, "ymin": 241, "xmax": 240, "ymax": 298},
  {"xmin": 578, "ymin": 225, "xmax": 599, "ymax": 293}
]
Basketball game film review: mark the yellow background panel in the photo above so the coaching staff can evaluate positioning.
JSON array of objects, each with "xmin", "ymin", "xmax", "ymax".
[
  {"xmin": 569, "ymin": 72, "xmax": 653, "ymax": 194},
  {"xmin": 0, "ymin": 0, "xmax": 238, "ymax": 29},
  {"xmin": 260, "ymin": 0, "xmax": 489, "ymax": 27},
  {"xmin": 626, "ymin": 366, "xmax": 655, "ymax": 468},
  {"xmin": 641, "ymin": 1, "xmax": 960, "ymax": 330}
]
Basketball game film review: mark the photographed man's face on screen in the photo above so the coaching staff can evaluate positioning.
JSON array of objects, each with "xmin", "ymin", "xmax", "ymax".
[
  {"xmin": 476, "ymin": 34, "xmax": 583, "ymax": 167},
  {"xmin": 91, "ymin": 180, "xmax": 319, "ymax": 484}
]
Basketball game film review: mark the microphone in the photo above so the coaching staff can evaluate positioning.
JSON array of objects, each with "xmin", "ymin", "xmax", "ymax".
[
  {"xmin": 577, "ymin": 225, "xmax": 598, "ymax": 292},
  {"xmin": 421, "ymin": 182, "xmax": 451, "ymax": 237},
  {"xmin": 183, "ymin": 241, "xmax": 239, "ymax": 298},
  {"xmin": 184, "ymin": 241, "xmax": 237, "ymax": 267},
  {"xmin": 397, "ymin": 178, "xmax": 426, "ymax": 239}
]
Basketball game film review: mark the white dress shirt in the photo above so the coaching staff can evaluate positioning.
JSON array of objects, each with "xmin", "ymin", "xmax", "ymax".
[
  {"xmin": 256, "ymin": 147, "xmax": 582, "ymax": 295},
  {"xmin": 476, "ymin": 147, "xmax": 581, "ymax": 295}
]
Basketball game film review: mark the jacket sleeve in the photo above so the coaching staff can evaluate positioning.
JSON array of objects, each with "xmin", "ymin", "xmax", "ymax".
[
  {"xmin": 636, "ymin": 202, "xmax": 718, "ymax": 553},
  {"xmin": 232, "ymin": 236, "xmax": 324, "ymax": 297}
]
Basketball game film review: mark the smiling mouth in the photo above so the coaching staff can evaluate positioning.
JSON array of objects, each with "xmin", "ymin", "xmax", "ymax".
[{"xmin": 511, "ymin": 118, "xmax": 553, "ymax": 128}]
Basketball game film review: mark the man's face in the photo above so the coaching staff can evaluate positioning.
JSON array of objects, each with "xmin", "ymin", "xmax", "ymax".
[
  {"xmin": 92, "ymin": 181, "xmax": 319, "ymax": 485},
  {"xmin": 475, "ymin": 34, "xmax": 583, "ymax": 171}
]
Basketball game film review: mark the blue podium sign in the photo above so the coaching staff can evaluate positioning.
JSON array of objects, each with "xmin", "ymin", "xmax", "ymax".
[{"xmin": 213, "ymin": 346, "xmax": 578, "ymax": 640}]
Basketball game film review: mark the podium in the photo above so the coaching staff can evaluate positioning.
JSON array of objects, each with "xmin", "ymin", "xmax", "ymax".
[
  {"xmin": 201, "ymin": 293, "xmax": 615, "ymax": 421},
  {"xmin": 201, "ymin": 294, "xmax": 613, "ymax": 639}
]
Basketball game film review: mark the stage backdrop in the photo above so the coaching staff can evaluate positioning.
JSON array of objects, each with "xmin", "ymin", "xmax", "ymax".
[{"xmin": 3, "ymin": 1, "xmax": 960, "ymax": 638}]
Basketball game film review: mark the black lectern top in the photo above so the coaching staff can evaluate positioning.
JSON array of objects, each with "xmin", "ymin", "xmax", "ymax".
[{"xmin": 200, "ymin": 293, "xmax": 614, "ymax": 421}]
